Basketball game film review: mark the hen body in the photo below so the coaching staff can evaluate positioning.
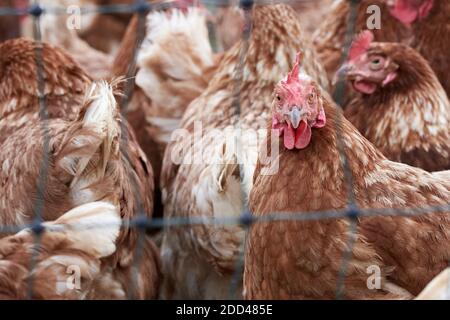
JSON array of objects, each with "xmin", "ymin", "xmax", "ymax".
[
  {"xmin": 0, "ymin": 38, "xmax": 89, "ymax": 141},
  {"xmin": 112, "ymin": 8, "xmax": 219, "ymax": 217},
  {"xmin": 0, "ymin": 39, "xmax": 160, "ymax": 299},
  {"xmin": 246, "ymin": 71, "xmax": 450, "ymax": 299},
  {"xmin": 160, "ymin": 4, "xmax": 329, "ymax": 299}
]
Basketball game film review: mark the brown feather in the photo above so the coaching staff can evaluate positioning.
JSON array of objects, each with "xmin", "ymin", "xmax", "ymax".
[
  {"xmin": 408, "ymin": 0, "xmax": 450, "ymax": 98},
  {"xmin": 0, "ymin": 202, "xmax": 121, "ymax": 299}
]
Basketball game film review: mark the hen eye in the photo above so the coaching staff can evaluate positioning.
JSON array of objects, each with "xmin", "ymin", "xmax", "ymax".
[
  {"xmin": 276, "ymin": 95, "xmax": 281, "ymax": 101},
  {"xmin": 370, "ymin": 57, "xmax": 384, "ymax": 70},
  {"xmin": 308, "ymin": 93, "xmax": 315, "ymax": 103}
]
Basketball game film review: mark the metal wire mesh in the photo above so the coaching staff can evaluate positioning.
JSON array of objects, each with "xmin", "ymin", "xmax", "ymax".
[{"xmin": 0, "ymin": 0, "xmax": 449, "ymax": 300}]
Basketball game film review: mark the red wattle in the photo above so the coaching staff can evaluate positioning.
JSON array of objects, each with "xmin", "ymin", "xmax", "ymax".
[
  {"xmin": 283, "ymin": 124, "xmax": 295, "ymax": 150},
  {"xmin": 390, "ymin": 1, "xmax": 419, "ymax": 25},
  {"xmin": 295, "ymin": 120, "xmax": 312, "ymax": 149}
]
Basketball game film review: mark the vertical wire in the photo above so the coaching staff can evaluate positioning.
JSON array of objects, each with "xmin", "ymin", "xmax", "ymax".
[
  {"xmin": 332, "ymin": 0, "xmax": 362, "ymax": 300},
  {"xmin": 227, "ymin": 0, "xmax": 254, "ymax": 300},
  {"xmin": 26, "ymin": 0, "xmax": 49, "ymax": 300}
]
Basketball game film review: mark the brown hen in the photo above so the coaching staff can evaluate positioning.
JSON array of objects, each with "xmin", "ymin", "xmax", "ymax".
[
  {"xmin": 0, "ymin": 40, "xmax": 160, "ymax": 298},
  {"xmin": 245, "ymin": 54, "xmax": 450, "ymax": 299},
  {"xmin": 343, "ymin": 31, "xmax": 450, "ymax": 171}
]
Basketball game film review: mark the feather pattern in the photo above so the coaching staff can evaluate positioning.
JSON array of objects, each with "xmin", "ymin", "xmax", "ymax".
[
  {"xmin": 0, "ymin": 201, "xmax": 121, "ymax": 299},
  {"xmin": 407, "ymin": 0, "xmax": 450, "ymax": 98}
]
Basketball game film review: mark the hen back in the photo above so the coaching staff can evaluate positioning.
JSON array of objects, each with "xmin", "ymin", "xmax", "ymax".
[{"xmin": 0, "ymin": 39, "xmax": 160, "ymax": 299}]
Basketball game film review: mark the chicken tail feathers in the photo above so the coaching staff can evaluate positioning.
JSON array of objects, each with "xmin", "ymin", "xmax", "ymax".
[{"xmin": 56, "ymin": 80, "xmax": 121, "ymax": 186}]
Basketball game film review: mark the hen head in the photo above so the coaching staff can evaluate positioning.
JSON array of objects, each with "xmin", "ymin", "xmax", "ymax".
[
  {"xmin": 386, "ymin": 0, "xmax": 434, "ymax": 26},
  {"xmin": 271, "ymin": 53, "xmax": 326, "ymax": 150},
  {"xmin": 338, "ymin": 30, "xmax": 399, "ymax": 95}
]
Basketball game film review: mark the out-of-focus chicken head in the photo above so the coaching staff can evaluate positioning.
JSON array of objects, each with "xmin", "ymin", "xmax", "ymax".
[
  {"xmin": 136, "ymin": 8, "xmax": 214, "ymax": 118},
  {"xmin": 338, "ymin": 30, "xmax": 399, "ymax": 95},
  {"xmin": 386, "ymin": 0, "xmax": 434, "ymax": 26},
  {"xmin": 271, "ymin": 53, "xmax": 326, "ymax": 150}
]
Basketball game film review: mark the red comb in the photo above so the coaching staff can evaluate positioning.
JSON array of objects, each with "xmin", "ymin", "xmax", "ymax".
[
  {"xmin": 173, "ymin": 0, "xmax": 203, "ymax": 11},
  {"xmin": 286, "ymin": 52, "xmax": 303, "ymax": 84},
  {"xmin": 349, "ymin": 30, "xmax": 374, "ymax": 61}
]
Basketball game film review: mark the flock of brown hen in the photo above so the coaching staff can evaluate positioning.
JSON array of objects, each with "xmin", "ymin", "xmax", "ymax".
[{"xmin": 0, "ymin": 0, "xmax": 449, "ymax": 300}]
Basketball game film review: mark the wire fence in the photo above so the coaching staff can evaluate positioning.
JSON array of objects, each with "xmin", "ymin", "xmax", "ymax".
[{"xmin": 0, "ymin": 0, "xmax": 449, "ymax": 300}]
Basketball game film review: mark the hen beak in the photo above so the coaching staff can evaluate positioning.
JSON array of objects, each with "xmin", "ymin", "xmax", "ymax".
[
  {"xmin": 332, "ymin": 63, "xmax": 351, "ymax": 85},
  {"xmin": 285, "ymin": 106, "xmax": 302, "ymax": 129}
]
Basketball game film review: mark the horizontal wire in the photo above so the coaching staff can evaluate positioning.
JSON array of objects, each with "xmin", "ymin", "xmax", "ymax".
[
  {"xmin": 0, "ymin": 202, "xmax": 448, "ymax": 235},
  {"xmin": 0, "ymin": 0, "xmax": 321, "ymax": 16}
]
